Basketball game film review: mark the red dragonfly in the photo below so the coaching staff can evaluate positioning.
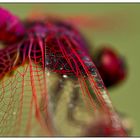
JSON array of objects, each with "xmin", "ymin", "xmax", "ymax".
[{"xmin": 0, "ymin": 7, "xmax": 127, "ymax": 136}]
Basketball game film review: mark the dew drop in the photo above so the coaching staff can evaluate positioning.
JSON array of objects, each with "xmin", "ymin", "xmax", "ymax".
[{"xmin": 63, "ymin": 75, "xmax": 68, "ymax": 78}]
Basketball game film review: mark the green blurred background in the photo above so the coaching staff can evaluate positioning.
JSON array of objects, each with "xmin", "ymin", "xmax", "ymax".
[{"xmin": 0, "ymin": 3, "xmax": 140, "ymax": 136}]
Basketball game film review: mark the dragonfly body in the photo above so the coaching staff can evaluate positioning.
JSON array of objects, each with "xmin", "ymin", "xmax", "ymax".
[{"xmin": 0, "ymin": 7, "xmax": 127, "ymax": 136}]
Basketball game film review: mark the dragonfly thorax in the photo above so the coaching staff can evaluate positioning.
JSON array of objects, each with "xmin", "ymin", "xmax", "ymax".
[{"xmin": 18, "ymin": 20, "xmax": 91, "ymax": 78}]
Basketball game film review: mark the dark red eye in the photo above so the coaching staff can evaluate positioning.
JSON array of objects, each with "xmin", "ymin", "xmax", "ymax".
[
  {"xmin": 93, "ymin": 46, "xmax": 127, "ymax": 87},
  {"xmin": 0, "ymin": 7, "xmax": 25, "ymax": 45}
]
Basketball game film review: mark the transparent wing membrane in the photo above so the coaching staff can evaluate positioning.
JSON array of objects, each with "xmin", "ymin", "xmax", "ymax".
[
  {"xmin": 0, "ymin": 64, "xmax": 52, "ymax": 135},
  {"xmin": 0, "ymin": 41, "xmax": 53, "ymax": 135}
]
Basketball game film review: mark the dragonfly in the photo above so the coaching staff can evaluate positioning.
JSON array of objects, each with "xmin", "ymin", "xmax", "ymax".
[{"xmin": 0, "ymin": 7, "xmax": 127, "ymax": 136}]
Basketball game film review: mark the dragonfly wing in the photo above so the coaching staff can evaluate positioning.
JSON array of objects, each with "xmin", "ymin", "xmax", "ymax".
[
  {"xmin": 48, "ymin": 33, "xmax": 127, "ymax": 136},
  {"xmin": 0, "ymin": 46, "xmax": 53, "ymax": 136}
]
